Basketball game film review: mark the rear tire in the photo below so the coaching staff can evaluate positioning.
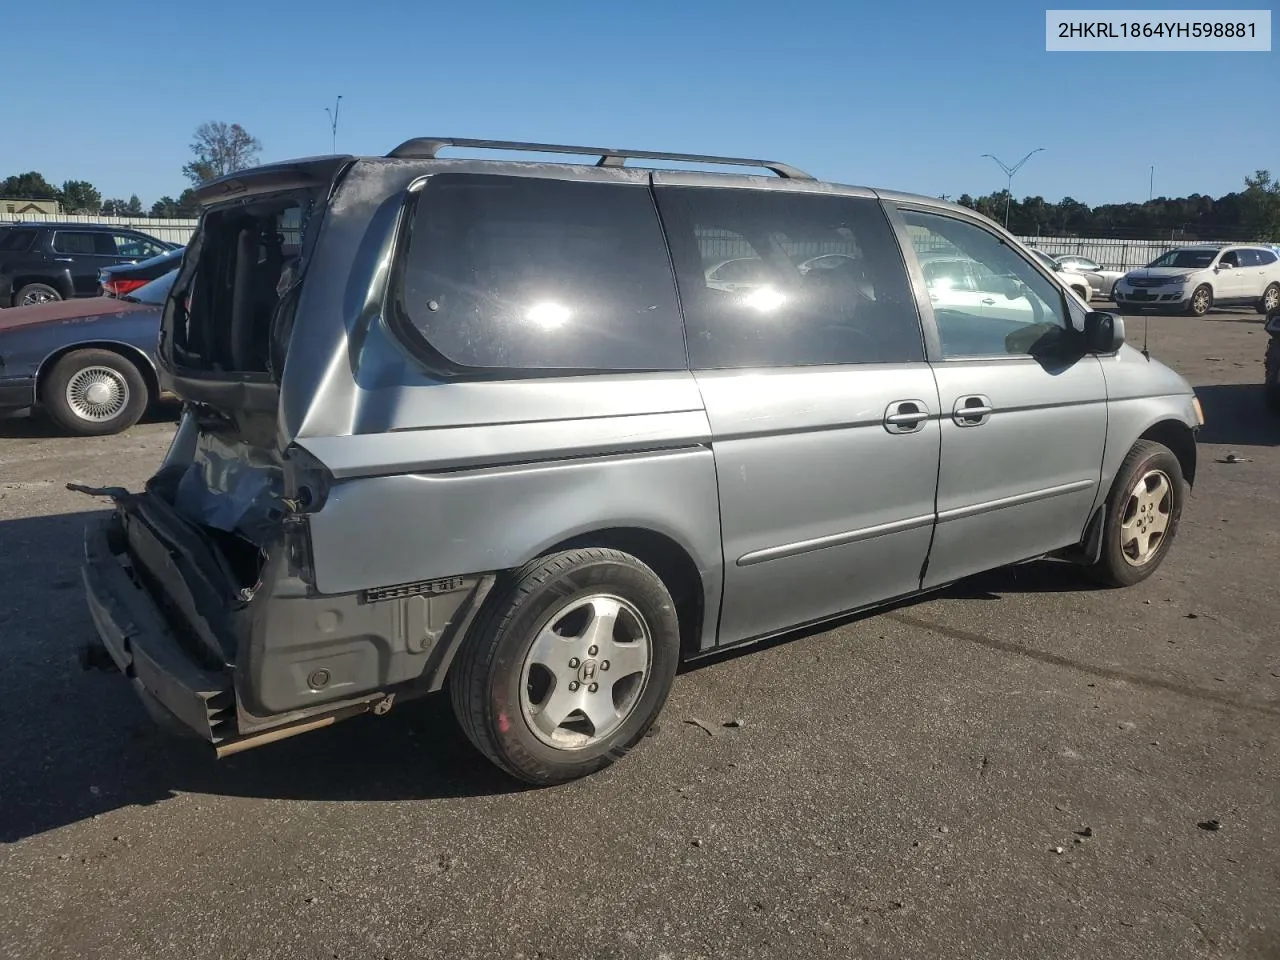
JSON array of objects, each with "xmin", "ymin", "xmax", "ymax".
[
  {"xmin": 449, "ymin": 548, "xmax": 680, "ymax": 785},
  {"xmin": 42, "ymin": 348, "xmax": 149, "ymax": 436},
  {"xmin": 1088, "ymin": 440, "xmax": 1185, "ymax": 588},
  {"xmin": 1186, "ymin": 284, "xmax": 1212, "ymax": 317},
  {"xmin": 1258, "ymin": 283, "xmax": 1280, "ymax": 315},
  {"xmin": 13, "ymin": 282, "xmax": 61, "ymax": 307}
]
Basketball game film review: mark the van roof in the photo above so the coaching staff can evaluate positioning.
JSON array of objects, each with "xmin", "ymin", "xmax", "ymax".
[{"xmin": 197, "ymin": 136, "xmax": 980, "ymax": 219}]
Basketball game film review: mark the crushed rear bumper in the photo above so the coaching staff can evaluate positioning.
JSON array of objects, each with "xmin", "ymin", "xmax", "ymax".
[{"xmin": 81, "ymin": 514, "xmax": 234, "ymax": 742}]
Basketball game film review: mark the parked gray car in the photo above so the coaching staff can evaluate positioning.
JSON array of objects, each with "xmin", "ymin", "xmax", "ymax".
[{"xmin": 76, "ymin": 138, "xmax": 1204, "ymax": 785}]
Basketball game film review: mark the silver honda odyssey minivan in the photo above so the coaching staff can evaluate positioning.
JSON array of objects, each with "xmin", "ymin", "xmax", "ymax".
[{"xmin": 78, "ymin": 138, "xmax": 1203, "ymax": 784}]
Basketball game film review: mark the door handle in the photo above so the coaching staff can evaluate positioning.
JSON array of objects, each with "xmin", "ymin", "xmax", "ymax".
[
  {"xmin": 54, "ymin": 257, "xmax": 74, "ymax": 263},
  {"xmin": 981, "ymin": 297, "xmax": 996, "ymax": 305},
  {"xmin": 884, "ymin": 399, "xmax": 930, "ymax": 434},
  {"xmin": 953, "ymin": 394, "xmax": 994, "ymax": 427}
]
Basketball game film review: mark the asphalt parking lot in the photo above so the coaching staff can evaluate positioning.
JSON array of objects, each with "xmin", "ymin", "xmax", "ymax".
[{"xmin": 1, "ymin": 304, "xmax": 1277, "ymax": 960}]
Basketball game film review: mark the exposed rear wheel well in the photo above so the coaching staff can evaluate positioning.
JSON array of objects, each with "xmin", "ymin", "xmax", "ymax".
[
  {"xmin": 547, "ymin": 528, "xmax": 705, "ymax": 661},
  {"xmin": 1140, "ymin": 419, "xmax": 1197, "ymax": 488},
  {"xmin": 36, "ymin": 342, "xmax": 159, "ymax": 406}
]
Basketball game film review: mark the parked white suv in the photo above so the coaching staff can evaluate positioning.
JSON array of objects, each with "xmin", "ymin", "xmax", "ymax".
[{"xmin": 1114, "ymin": 244, "xmax": 1280, "ymax": 317}]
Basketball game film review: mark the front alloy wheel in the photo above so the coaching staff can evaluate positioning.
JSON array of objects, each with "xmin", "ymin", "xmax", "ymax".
[{"xmin": 1118, "ymin": 469, "xmax": 1173, "ymax": 567}]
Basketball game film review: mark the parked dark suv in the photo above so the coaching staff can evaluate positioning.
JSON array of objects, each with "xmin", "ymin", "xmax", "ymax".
[{"xmin": 0, "ymin": 223, "xmax": 177, "ymax": 307}]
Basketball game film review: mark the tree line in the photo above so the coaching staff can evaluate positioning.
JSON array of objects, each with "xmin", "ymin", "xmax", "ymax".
[
  {"xmin": 952, "ymin": 170, "xmax": 1279, "ymax": 241},
  {"xmin": 1, "ymin": 121, "xmax": 262, "ymax": 219}
]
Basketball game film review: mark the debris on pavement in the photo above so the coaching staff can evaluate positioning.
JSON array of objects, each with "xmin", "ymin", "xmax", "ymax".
[
  {"xmin": 722, "ymin": 718, "xmax": 744, "ymax": 729},
  {"xmin": 1198, "ymin": 819, "xmax": 1223, "ymax": 832},
  {"xmin": 1052, "ymin": 846, "xmax": 1065, "ymax": 855},
  {"xmin": 1075, "ymin": 826, "xmax": 1094, "ymax": 838},
  {"xmin": 684, "ymin": 718, "xmax": 715, "ymax": 737},
  {"xmin": 1215, "ymin": 453, "xmax": 1252, "ymax": 464}
]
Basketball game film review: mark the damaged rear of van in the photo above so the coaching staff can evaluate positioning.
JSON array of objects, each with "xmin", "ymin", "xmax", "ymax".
[
  {"xmin": 77, "ymin": 154, "xmax": 508, "ymax": 756},
  {"xmin": 77, "ymin": 144, "xmax": 726, "ymax": 781}
]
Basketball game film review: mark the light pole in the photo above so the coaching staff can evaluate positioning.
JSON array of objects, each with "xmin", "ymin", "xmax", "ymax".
[
  {"xmin": 980, "ymin": 148, "xmax": 1045, "ymax": 228},
  {"xmin": 325, "ymin": 95, "xmax": 343, "ymax": 154}
]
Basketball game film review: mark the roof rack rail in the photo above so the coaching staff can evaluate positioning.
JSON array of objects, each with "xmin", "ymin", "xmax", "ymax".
[{"xmin": 385, "ymin": 137, "xmax": 815, "ymax": 180}]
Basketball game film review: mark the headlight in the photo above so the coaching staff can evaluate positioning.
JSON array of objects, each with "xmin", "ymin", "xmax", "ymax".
[{"xmin": 1192, "ymin": 395, "xmax": 1205, "ymax": 427}]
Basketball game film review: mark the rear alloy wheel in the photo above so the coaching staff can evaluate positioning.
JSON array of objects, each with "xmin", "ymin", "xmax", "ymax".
[
  {"xmin": 1187, "ymin": 284, "xmax": 1213, "ymax": 317},
  {"xmin": 449, "ymin": 548, "xmax": 680, "ymax": 785},
  {"xmin": 1258, "ymin": 283, "xmax": 1280, "ymax": 315},
  {"xmin": 42, "ymin": 348, "xmax": 149, "ymax": 436},
  {"xmin": 14, "ymin": 282, "xmax": 61, "ymax": 307},
  {"xmin": 1088, "ymin": 439, "xmax": 1185, "ymax": 587}
]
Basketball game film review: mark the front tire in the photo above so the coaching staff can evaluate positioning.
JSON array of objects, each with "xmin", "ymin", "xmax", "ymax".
[
  {"xmin": 1187, "ymin": 284, "xmax": 1213, "ymax": 317},
  {"xmin": 449, "ymin": 548, "xmax": 680, "ymax": 785},
  {"xmin": 42, "ymin": 348, "xmax": 149, "ymax": 436},
  {"xmin": 14, "ymin": 282, "xmax": 61, "ymax": 307},
  {"xmin": 1088, "ymin": 440, "xmax": 1185, "ymax": 587},
  {"xmin": 1258, "ymin": 282, "xmax": 1280, "ymax": 315}
]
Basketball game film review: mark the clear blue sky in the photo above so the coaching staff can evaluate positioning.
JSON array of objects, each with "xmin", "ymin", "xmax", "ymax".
[{"xmin": 3, "ymin": 0, "xmax": 1275, "ymax": 207}]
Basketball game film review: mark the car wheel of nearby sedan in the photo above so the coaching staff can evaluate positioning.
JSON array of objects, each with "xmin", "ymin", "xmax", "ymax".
[
  {"xmin": 449, "ymin": 547, "xmax": 680, "ymax": 786},
  {"xmin": 13, "ymin": 282, "xmax": 62, "ymax": 307},
  {"xmin": 42, "ymin": 348, "xmax": 149, "ymax": 436},
  {"xmin": 1258, "ymin": 283, "xmax": 1280, "ymax": 315},
  {"xmin": 1088, "ymin": 439, "xmax": 1185, "ymax": 588},
  {"xmin": 1187, "ymin": 285, "xmax": 1213, "ymax": 317}
]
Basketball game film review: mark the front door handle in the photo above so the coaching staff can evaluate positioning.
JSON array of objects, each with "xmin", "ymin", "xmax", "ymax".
[
  {"xmin": 981, "ymin": 297, "xmax": 996, "ymax": 305},
  {"xmin": 953, "ymin": 394, "xmax": 994, "ymax": 427},
  {"xmin": 884, "ymin": 399, "xmax": 930, "ymax": 435}
]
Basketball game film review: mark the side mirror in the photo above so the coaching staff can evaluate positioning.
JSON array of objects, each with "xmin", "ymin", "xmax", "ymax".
[
  {"xmin": 1084, "ymin": 311, "xmax": 1125, "ymax": 353},
  {"xmin": 1217, "ymin": 262, "xmax": 1233, "ymax": 271}
]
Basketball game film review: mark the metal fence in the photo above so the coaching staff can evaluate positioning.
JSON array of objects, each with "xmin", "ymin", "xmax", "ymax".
[
  {"xmin": 1014, "ymin": 235, "xmax": 1238, "ymax": 271},
  {"xmin": 0, "ymin": 211, "xmax": 1246, "ymax": 272}
]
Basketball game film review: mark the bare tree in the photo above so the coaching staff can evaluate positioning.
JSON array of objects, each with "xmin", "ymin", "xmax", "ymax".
[{"xmin": 182, "ymin": 122, "xmax": 262, "ymax": 186}]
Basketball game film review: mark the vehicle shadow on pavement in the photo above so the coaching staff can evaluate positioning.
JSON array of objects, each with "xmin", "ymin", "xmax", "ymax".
[
  {"xmin": 0, "ymin": 510, "xmax": 529, "ymax": 845},
  {"xmin": 1192, "ymin": 383, "xmax": 1280, "ymax": 447},
  {"xmin": 683, "ymin": 558, "xmax": 1101, "ymax": 676},
  {"xmin": 0, "ymin": 403, "xmax": 180, "ymax": 439}
]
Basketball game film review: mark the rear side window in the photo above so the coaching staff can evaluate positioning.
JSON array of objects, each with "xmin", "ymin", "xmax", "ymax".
[
  {"xmin": 396, "ymin": 174, "xmax": 685, "ymax": 372},
  {"xmin": 52, "ymin": 231, "xmax": 102, "ymax": 255},
  {"xmin": 1258, "ymin": 249, "xmax": 1279, "ymax": 266},
  {"xmin": 0, "ymin": 230, "xmax": 35, "ymax": 252},
  {"xmin": 113, "ymin": 234, "xmax": 167, "ymax": 259},
  {"xmin": 655, "ymin": 187, "xmax": 923, "ymax": 369}
]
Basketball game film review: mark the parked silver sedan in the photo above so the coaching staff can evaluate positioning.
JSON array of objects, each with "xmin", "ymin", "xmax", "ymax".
[{"xmin": 1053, "ymin": 255, "xmax": 1125, "ymax": 300}]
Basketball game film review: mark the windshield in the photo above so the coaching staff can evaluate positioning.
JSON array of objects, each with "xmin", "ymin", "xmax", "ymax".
[
  {"xmin": 1148, "ymin": 249, "xmax": 1216, "ymax": 269},
  {"xmin": 123, "ymin": 269, "xmax": 177, "ymax": 305}
]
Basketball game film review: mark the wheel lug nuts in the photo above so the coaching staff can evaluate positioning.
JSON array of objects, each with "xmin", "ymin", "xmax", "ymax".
[
  {"xmin": 601, "ymin": 660, "xmax": 610, "ymax": 671},
  {"xmin": 588, "ymin": 683, "xmax": 598, "ymax": 693},
  {"xmin": 568, "ymin": 681, "xmax": 579, "ymax": 691},
  {"xmin": 588, "ymin": 645, "xmax": 599, "ymax": 656},
  {"xmin": 569, "ymin": 658, "xmax": 580, "ymax": 668}
]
